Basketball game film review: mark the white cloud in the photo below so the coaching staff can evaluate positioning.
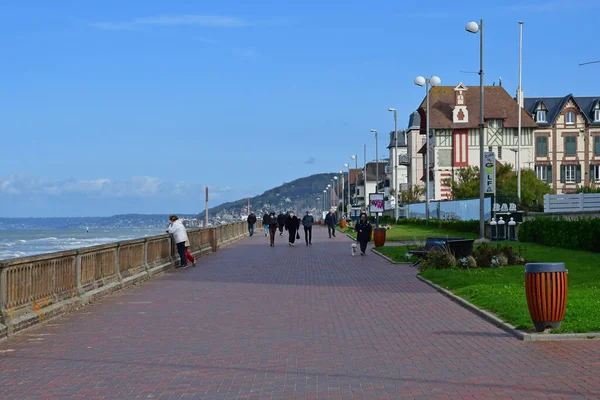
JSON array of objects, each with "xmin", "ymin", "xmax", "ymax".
[{"xmin": 91, "ymin": 14, "xmax": 248, "ymax": 30}]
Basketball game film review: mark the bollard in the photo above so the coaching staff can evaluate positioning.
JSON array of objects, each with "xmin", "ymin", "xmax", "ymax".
[
  {"xmin": 490, "ymin": 218, "xmax": 497, "ymax": 241},
  {"xmin": 508, "ymin": 217, "xmax": 517, "ymax": 241},
  {"xmin": 497, "ymin": 217, "xmax": 506, "ymax": 241}
]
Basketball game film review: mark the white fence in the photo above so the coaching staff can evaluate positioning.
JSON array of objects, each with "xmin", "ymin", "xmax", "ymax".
[{"xmin": 543, "ymin": 193, "xmax": 600, "ymax": 213}]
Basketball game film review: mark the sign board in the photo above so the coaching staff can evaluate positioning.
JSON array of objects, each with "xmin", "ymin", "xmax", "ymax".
[
  {"xmin": 484, "ymin": 152, "xmax": 496, "ymax": 194},
  {"xmin": 384, "ymin": 199, "xmax": 396, "ymax": 211},
  {"xmin": 369, "ymin": 193, "xmax": 385, "ymax": 213}
]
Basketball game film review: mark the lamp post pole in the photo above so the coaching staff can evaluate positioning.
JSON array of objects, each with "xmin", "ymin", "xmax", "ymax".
[
  {"xmin": 370, "ymin": 129, "xmax": 379, "ymax": 227},
  {"xmin": 389, "ymin": 108, "xmax": 398, "ymax": 222},
  {"xmin": 363, "ymin": 145, "xmax": 367, "ymax": 214},
  {"xmin": 517, "ymin": 21, "xmax": 523, "ymax": 202},
  {"xmin": 466, "ymin": 19, "xmax": 486, "ymax": 240},
  {"xmin": 344, "ymin": 163, "xmax": 350, "ymax": 219}
]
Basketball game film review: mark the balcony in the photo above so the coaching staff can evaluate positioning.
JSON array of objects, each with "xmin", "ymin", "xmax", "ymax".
[{"xmin": 398, "ymin": 154, "xmax": 410, "ymax": 165}]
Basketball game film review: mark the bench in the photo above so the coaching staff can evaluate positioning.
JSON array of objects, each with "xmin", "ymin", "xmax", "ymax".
[{"xmin": 407, "ymin": 237, "xmax": 475, "ymax": 267}]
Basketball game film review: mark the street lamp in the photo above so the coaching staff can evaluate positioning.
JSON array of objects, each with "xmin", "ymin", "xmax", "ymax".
[
  {"xmin": 344, "ymin": 163, "xmax": 350, "ymax": 218},
  {"xmin": 370, "ymin": 129, "xmax": 379, "ymax": 226},
  {"xmin": 323, "ymin": 190, "xmax": 327, "ymax": 216},
  {"xmin": 414, "ymin": 75, "xmax": 441, "ymax": 225},
  {"xmin": 350, "ymin": 155, "xmax": 358, "ymax": 204},
  {"xmin": 388, "ymin": 108, "xmax": 398, "ymax": 222},
  {"xmin": 466, "ymin": 19, "xmax": 485, "ymax": 240},
  {"xmin": 333, "ymin": 177, "xmax": 338, "ymax": 209}
]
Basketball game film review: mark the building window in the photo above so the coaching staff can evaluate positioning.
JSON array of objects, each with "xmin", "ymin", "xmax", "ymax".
[
  {"xmin": 560, "ymin": 164, "xmax": 581, "ymax": 183},
  {"xmin": 536, "ymin": 136, "xmax": 548, "ymax": 157},
  {"xmin": 488, "ymin": 146, "xmax": 492, "ymax": 153},
  {"xmin": 488, "ymin": 119, "xmax": 503, "ymax": 128},
  {"xmin": 595, "ymin": 136, "xmax": 600, "ymax": 155},
  {"xmin": 565, "ymin": 136, "xmax": 577, "ymax": 155},
  {"xmin": 536, "ymin": 165, "xmax": 552, "ymax": 183},
  {"xmin": 566, "ymin": 111, "xmax": 575, "ymax": 125},
  {"xmin": 591, "ymin": 165, "xmax": 600, "ymax": 183},
  {"xmin": 536, "ymin": 110, "xmax": 547, "ymax": 123},
  {"xmin": 498, "ymin": 146, "xmax": 502, "ymax": 159},
  {"xmin": 595, "ymin": 109, "xmax": 600, "ymax": 122}
]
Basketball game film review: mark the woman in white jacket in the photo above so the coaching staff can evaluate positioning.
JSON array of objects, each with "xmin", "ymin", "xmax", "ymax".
[{"xmin": 166, "ymin": 215, "xmax": 190, "ymax": 268}]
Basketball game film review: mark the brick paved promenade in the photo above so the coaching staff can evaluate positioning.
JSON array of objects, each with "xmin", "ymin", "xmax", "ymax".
[{"xmin": 0, "ymin": 227, "xmax": 599, "ymax": 399}]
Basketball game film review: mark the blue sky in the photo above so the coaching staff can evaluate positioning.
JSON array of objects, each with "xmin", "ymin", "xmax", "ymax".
[{"xmin": 1, "ymin": 0, "xmax": 598, "ymax": 217}]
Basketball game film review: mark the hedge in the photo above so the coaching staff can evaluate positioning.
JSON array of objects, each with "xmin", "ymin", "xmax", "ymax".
[
  {"xmin": 397, "ymin": 218, "xmax": 480, "ymax": 234},
  {"xmin": 518, "ymin": 216, "xmax": 600, "ymax": 252}
]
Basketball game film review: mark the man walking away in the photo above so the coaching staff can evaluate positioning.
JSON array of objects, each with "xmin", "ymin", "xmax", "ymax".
[
  {"xmin": 262, "ymin": 211, "xmax": 270, "ymax": 237},
  {"xmin": 268, "ymin": 212, "xmax": 278, "ymax": 247},
  {"xmin": 277, "ymin": 212, "xmax": 286, "ymax": 236},
  {"xmin": 285, "ymin": 211, "xmax": 300, "ymax": 246},
  {"xmin": 247, "ymin": 212, "xmax": 257, "ymax": 237},
  {"xmin": 354, "ymin": 212, "xmax": 373, "ymax": 256},
  {"xmin": 324, "ymin": 208, "xmax": 337, "ymax": 238},
  {"xmin": 301, "ymin": 211, "xmax": 314, "ymax": 246},
  {"xmin": 166, "ymin": 215, "xmax": 190, "ymax": 268}
]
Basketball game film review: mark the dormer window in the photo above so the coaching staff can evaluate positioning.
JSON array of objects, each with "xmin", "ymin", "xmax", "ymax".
[
  {"xmin": 536, "ymin": 110, "xmax": 547, "ymax": 123},
  {"xmin": 566, "ymin": 111, "xmax": 575, "ymax": 125},
  {"xmin": 594, "ymin": 102, "xmax": 600, "ymax": 122}
]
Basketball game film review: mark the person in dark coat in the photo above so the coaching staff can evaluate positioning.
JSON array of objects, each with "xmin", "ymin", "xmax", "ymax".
[
  {"xmin": 354, "ymin": 212, "xmax": 373, "ymax": 256},
  {"xmin": 268, "ymin": 212, "xmax": 278, "ymax": 247},
  {"xmin": 247, "ymin": 213, "xmax": 257, "ymax": 236},
  {"xmin": 262, "ymin": 212, "xmax": 270, "ymax": 237},
  {"xmin": 285, "ymin": 211, "xmax": 300, "ymax": 246},
  {"xmin": 301, "ymin": 211, "xmax": 315, "ymax": 246},
  {"xmin": 277, "ymin": 212, "xmax": 286, "ymax": 236},
  {"xmin": 324, "ymin": 208, "xmax": 337, "ymax": 238}
]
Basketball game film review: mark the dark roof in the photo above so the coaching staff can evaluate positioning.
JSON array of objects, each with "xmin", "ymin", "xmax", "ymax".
[
  {"xmin": 524, "ymin": 95, "xmax": 600, "ymax": 126},
  {"xmin": 417, "ymin": 84, "xmax": 537, "ymax": 130},
  {"xmin": 355, "ymin": 162, "xmax": 388, "ymax": 184},
  {"xmin": 408, "ymin": 111, "xmax": 421, "ymax": 130},
  {"xmin": 387, "ymin": 130, "xmax": 407, "ymax": 148}
]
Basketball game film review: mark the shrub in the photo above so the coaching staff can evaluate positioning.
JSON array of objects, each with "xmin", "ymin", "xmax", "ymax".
[
  {"xmin": 418, "ymin": 248, "xmax": 456, "ymax": 272},
  {"xmin": 519, "ymin": 216, "xmax": 600, "ymax": 252},
  {"xmin": 457, "ymin": 255, "xmax": 477, "ymax": 269},
  {"xmin": 397, "ymin": 218, "xmax": 479, "ymax": 234}
]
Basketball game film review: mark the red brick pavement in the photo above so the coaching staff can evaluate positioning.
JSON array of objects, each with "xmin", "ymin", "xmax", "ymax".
[{"xmin": 0, "ymin": 227, "xmax": 599, "ymax": 399}]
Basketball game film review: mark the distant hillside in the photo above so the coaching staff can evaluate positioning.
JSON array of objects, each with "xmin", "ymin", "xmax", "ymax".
[{"xmin": 199, "ymin": 173, "xmax": 341, "ymax": 218}]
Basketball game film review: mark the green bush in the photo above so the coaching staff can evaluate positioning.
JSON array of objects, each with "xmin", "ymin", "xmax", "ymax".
[
  {"xmin": 518, "ymin": 216, "xmax": 600, "ymax": 252},
  {"xmin": 397, "ymin": 218, "xmax": 479, "ymax": 234},
  {"xmin": 418, "ymin": 249, "xmax": 456, "ymax": 272}
]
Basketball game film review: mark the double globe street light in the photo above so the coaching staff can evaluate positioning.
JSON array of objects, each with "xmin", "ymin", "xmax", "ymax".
[{"xmin": 414, "ymin": 75, "xmax": 441, "ymax": 225}]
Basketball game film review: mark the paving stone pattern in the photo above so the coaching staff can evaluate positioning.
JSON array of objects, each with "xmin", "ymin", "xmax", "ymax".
[{"xmin": 0, "ymin": 227, "xmax": 599, "ymax": 399}]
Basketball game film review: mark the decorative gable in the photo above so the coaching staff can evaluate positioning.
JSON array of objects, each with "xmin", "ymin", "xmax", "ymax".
[{"xmin": 452, "ymin": 83, "xmax": 469, "ymax": 124}]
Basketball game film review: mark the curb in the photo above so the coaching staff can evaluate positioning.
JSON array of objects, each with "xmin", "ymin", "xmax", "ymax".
[
  {"xmin": 417, "ymin": 275, "xmax": 600, "ymax": 341},
  {"xmin": 371, "ymin": 249, "xmax": 411, "ymax": 265}
]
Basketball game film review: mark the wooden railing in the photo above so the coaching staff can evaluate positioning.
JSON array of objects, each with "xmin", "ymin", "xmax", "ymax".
[{"xmin": 0, "ymin": 220, "xmax": 256, "ymax": 336}]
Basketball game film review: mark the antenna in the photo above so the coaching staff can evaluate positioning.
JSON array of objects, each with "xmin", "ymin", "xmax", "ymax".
[
  {"xmin": 499, "ymin": 77, "xmax": 503, "ymax": 86},
  {"xmin": 460, "ymin": 70, "xmax": 479, "ymax": 74}
]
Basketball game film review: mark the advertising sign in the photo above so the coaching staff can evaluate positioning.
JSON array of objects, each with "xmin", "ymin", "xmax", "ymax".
[
  {"xmin": 369, "ymin": 193, "xmax": 385, "ymax": 213},
  {"xmin": 484, "ymin": 152, "xmax": 496, "ymax": 194}
]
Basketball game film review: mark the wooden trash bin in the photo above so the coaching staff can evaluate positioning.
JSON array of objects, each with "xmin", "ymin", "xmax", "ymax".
[{"xmin": 525, "ymin": 262, "xmax": 568, "ymax": 332}]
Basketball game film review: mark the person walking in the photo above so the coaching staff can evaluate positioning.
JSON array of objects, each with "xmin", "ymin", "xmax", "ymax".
[
  {"xmin": 301, "ymin": 211, "xmax": 314, "ymax": 246},
  {"xmin": 285, "ymin": 211, "xmax": 300, "ymax": 246},
  {"xmin": 166, "ymin": 215, "xmax": 190, "ymax": 269},
  {"xmin": 354, "ymin": 212, "xmax": 373, "ymax": 256},
  {"xmin": 262, "ymin": 211, "xmax": 270, "ymax": 237},
  {"xmin": 324, "ymin": 208, "xmax": 337, "ymax": 238},
  {"xmin": 247, "ymin": 212, "xmax": 257, "ymax": 236},
  {"xmin": 268, "ymin": 212, "xmax": 278, "ymax": 247},
  {"xmin": 277, "ymin": 212, "xmax": 286, "ymax": 236}
]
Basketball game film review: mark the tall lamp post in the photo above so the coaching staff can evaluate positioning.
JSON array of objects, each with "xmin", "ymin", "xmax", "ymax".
[
  {"xmin": 370, "ymin": 129, "xmax": 379, "ymax": 226},
  {"xmin": 344, "ymin": 163, "xmax": 350, "ymax": 217},
  {"xmin": 323, "ymin": 190, "xmax": 327, "ymax": 217},
  {"xmin": 466, "ymin": 19, "xmax": 485, "ymax": 240},
  {"xmin": 414, "ymin": 75, "xmax": 441, "ymax": 225},
  {"xmin": 388, "ymin": 108, "xmax": 398, "ymax": 222},
  {"xmin": 350, "ymin": 155, "xmax": 358, "ymax": 204},
  {"xmin": 333, "ymin": 177, "xmax": 338, "ymax": 209},
  {"xmin": 327, "ymin": 184, "xmax": 331, "ymax": 209}
]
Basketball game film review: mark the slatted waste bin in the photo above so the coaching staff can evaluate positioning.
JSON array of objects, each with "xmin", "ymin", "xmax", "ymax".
[{"xmin": 525, "ymin": 263, "xmax": 568, "ymax": 332}]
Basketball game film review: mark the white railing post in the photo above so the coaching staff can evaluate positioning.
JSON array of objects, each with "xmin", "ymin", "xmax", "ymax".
[
  {"xmin": 579, "ymin": 192, "xmax": 585, "ymax": 212},
  {"xmin": 543, "ymin": 194, "xmax": 550, "ymax": 213}
]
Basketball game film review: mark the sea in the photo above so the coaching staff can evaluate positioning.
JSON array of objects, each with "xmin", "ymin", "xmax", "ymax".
[{"xmin": 0, "ymin": 228, "xmax": 163, "ymax": 261}]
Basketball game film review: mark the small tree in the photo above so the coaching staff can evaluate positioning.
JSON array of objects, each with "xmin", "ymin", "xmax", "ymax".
[{"xmin": 401, "ymin": 185, "xmax": 426, "ymax": 204}]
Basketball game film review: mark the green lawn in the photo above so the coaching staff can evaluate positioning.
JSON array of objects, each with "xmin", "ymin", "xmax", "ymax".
[
  {"xmin": 378, "ymin": 241, "xmax": 600, "ymax": 333},
  {"xmin": 340, "ymin": 224, "xmax": 477, "ymax": 242}
]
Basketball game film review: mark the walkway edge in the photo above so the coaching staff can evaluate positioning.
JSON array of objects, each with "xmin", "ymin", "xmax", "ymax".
[
  {"xmin": 417, "ymin": 275, "xmax": 600, "ymax": 341},
  {"xmin": 371, "ymin": 248, "xmax": 407, "ymax": 265}
]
